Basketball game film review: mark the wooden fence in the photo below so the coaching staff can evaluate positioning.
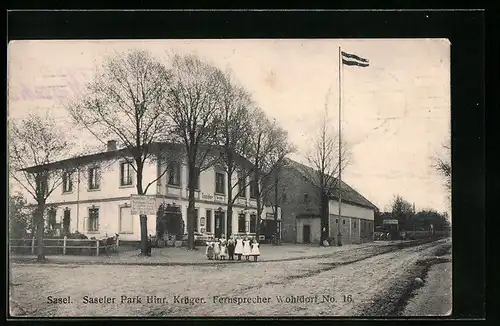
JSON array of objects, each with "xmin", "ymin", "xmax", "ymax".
[{"xmin": 9, "ymin": 236, "xmax": 119, "ymax": 256}]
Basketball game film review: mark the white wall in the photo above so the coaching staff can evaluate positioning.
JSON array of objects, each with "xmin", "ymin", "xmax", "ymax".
[
  {"xmin": 329, "ymin": 200, "xmax": 374, "ymax": 221},
  {"xmin": 296, "ymin": 217, "xmax": 321, "ymax": 243},
  {"xmin": 48, "ymin": 158, "xmax": 157, "ymax": 205}
]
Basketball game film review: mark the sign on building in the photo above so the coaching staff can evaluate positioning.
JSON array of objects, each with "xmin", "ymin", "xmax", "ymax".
[
  {"xmin": 383, "ymin": 219, "xmax": 399, "ymax": 225},
  {"xmin": 130, "ymin": 194, "xmax": 157, "ymax": 215}
]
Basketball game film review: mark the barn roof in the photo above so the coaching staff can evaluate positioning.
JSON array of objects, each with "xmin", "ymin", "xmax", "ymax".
[{"xmin": 284, "ymin": 158, "xmax": 378, "ymax": 210}]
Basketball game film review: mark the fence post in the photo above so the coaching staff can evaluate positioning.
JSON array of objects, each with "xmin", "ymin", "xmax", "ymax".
[
  {"xmin": 96, "ymin": 239, "xmax": 100, "ymax": 256},
  {"xmin": 31, "ymin": 236, "xmax": 35, "ymax": 255},
  {"xmin": 63, "ymin": 236, "xmax": 67, "ymax": 255}
]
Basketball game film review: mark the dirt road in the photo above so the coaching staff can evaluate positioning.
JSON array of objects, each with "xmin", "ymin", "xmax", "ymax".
[{"xmin": 9, "ymin": 238, "xmax": 451, "ymax": 317}]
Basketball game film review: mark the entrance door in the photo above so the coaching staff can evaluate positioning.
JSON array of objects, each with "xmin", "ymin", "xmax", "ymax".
[
  {"xmin": 214, "ymin": 211, "xmax": 225, "ymax": 239},
  {"xmin": 303, "ymin": 225, "xmax": 311, "ymax": 243}
]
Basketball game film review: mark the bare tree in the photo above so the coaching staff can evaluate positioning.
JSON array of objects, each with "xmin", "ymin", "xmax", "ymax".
[
  {"xmin": 9, "ymin": 114, "xmax": 75, "ymax": 261},
  {"xmin": 164, "ymin": 54, "xmax": 224, "ymax": 250},
  {"xmin": 247, "ymin": 108, "xmax": 294, "ymax": 238},
  {"xmin": 298, "ymin": 106, "xmax": 350, "ymax": 246},
  {"xmin": 433, "ymin": 144, "xmax": 451, "ymax": 191},
  {"xmin": 215, "ymin": 71, "xmax": 255, "ymax": 238},
  {"xmin": 67, "ymin": 49, "xmax": 175, "ymax": 256}
]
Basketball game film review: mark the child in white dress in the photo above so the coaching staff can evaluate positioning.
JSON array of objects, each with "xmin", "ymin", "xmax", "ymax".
[
  {"xmin": 242, "ymin": 237, "xmax": 252, "ymax": 261},
  {"xmin": 219, "ymin": 240, "xmax": 227, "ymax": 260},
  {"xmin": 213, "ymin": 239, "xmax": 221, "ymax": 260},
  {"xmin": 251, "ymin": 238, "xmax": 260, "ymax": 261},
  {"xmin": 234, "ymin": 236, "xmax": 244, "ymax": 261}
]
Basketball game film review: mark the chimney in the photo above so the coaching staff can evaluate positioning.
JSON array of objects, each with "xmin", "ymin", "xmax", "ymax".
[{"xmin": 107, "ymin": 140, "xmax": 117, "ymax": 152}]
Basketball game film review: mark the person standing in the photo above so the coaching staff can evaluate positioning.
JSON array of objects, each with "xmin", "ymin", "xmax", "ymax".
[
  {"xmin": 219, "ymin": 239, "xmax": 227, "ymax": 260},
  {"xmin": 242, "ymin": 237, "xmax": 251, "ymax": 261},
  {"xmin": 250, "ymin": 238, "xmax": 260, "ymax": 262},
  {"xmin": 227, "ymin": 237, "xmax": 235, "ymax": 260},
  {"xmin": 213, "ymin": 238, "xmax": 221, "ymax": 260},
  {"xmin": 206, "ymin": 240, "xmax": 214, "ymax": 260},
  {"xmin": 234, "ymin": 236, "xmax": 244, "ymax": 261}
]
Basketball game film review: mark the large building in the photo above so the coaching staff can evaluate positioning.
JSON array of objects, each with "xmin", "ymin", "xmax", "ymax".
[
  {"xmin": 21, "ymin": 141, "xmax": 279, "ymax": 242},
  {"xmin": 275, "ymin": 160, "xmax": 377, "ymax": 245}
]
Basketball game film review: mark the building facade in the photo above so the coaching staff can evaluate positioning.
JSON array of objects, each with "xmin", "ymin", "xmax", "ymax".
[
  {"xmin": 28, "ymin": 142, "xmax": 280, "ymax": 242},
  {"xmin": 277, "ymin": 160, "xmax": 377, "ymax": 245}
]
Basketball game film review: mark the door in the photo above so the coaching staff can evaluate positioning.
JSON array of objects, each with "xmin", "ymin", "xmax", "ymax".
[
  {"xmin": 214, "ymin": 211, "xmax": 225, "ymax": 239},
  {"xmin": 303, "ymin": 225, "xmax": 311, "ymax": 243}
]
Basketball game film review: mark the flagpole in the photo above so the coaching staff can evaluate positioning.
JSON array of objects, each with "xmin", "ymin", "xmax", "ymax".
[{"xmin": 338, "ymin": 46, "xmax": 343, "ymax": 246}]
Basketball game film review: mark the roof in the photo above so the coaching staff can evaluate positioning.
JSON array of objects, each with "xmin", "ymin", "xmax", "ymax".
[
  {"xmin": 20, "ymin": 142, "xmax": 254, "ymax": 173},
  {"xmin": 283, "ymin": 158, "xmax": 378, "ymax": 210}
]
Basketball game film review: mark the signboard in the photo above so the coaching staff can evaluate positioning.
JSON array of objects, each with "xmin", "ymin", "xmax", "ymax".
[
  {"xmin": 130, "ymin": 195, "xmax": 157, "ymax": 215},
  {"xmin": 215, "ymin": 195, "xmax": 225, "ymax": 202},
  {"xmin": 383, "ymin": 219, "xmax": 399, "ymax": 225},
  {"xmin": 201, "ymin": 193, "xmax": 214, "ymax": 200}
]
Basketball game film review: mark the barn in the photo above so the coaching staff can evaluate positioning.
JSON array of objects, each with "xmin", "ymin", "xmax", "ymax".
[{"xmin": 277, "ymin": 159, "xmax": 377, "ymax": 245}]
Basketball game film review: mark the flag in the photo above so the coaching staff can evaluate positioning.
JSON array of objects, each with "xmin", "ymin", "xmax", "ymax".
[{"xmin": 341, "ymin": 51, "xmax": 369, "ymax": 67}]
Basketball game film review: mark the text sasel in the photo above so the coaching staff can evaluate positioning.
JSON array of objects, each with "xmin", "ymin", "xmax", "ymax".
[{"xmin": 47, "ymin": 296, "xmax": 72, "ymax": 304}]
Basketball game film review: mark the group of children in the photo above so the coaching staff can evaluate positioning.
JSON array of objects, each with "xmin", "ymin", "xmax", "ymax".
[{"xmin": 205, "ymin": 235, "xmax": 260, "ymax": 261}]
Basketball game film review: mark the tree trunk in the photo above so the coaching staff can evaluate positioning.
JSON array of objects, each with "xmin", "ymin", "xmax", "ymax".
[
  {"xmin": 274, "ymin": 173, "xmax": 279, "ymax": 239},
  {"xmin": 256, "ymin": 188, "xmax": 262, "ymax": 239},
  {"xmin": 140, "ymin": 215, "xmax": 149, "ymax": 255},
  {"xmin": 187, "ymin": 191, "xmax": 195, "ymax": 250},
  {"xmin": 35, "ymin": 202, "xmax": 45, "ymax": 261},
  {"xmin": 187, "ymin": 163, "xmax": 196, "ymax": 250},
  {"xmin": 136, "ymin": 162, "xmax": 149, "ymax": 256},
  {"xmin": 226, "ymin": 169, "xmax": 233, "ymax": 239},
  {"xmin": 320, "ymin": 191, "xmax": 330, "ymax": 246}
]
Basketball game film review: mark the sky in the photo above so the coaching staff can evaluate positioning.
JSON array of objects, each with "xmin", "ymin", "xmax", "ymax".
[{"xmin": 7, "ymin": 39, "xmax": 451, "ymax": 214}]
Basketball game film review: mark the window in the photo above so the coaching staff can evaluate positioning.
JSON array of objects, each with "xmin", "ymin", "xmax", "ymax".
[
  {"xmin": 88, "ymin": 207, "xmax": 99, "ymax": 232},
  {"xmin": 304, "ymin": 193, "xmax": 310, "ymax": 203},
  {"xmin": 88, "ymin": 167, "xmax": 100, "ymax": 190},
  {"xmin": 168, "ymin": 162, "xmax": 181, "ymax": 186},
  {"xmin": 120, "ymin": 162, "xmax": 133, "ymax": 186},
  {"xmin": 119, "ymin": 206, "xmax": 133, "ymax": 233},
  {"xmin": 206, "ymin": 210, "xmax": 212, "ymax": 233},
  {"xmin": 188, "ymin": 167, "xmax": 200, "ymax": 190},
  {"xmin": 47, "ymin": 208, "xmax": 57, "ymax": 230},
  {"xmin": 353, "ymin": 221, "xmax": 357, "ymax": 228},
  {"xmin": 238, "ymin": 214, "xmax": 246, "ymax": 232},
  {"xmin": 343, "ymin": 219, "xmax": 346, "ymax": 225},
  {"xmin": 250, "ymin": 214, "xmax": 256, "ymax": 233},
  {"xmin": 336, "ymin": 219, "xmax": 339, "ymax": 223},
  {"xmin": 62, "ymin": 171, "xmax": 73, "ymax": 193},
  {"xmin": 250, "ymin": 175, "xmax": 258, "ymax": 199},
  {"xmin": 215, "ymin": 171, "xmax": 225, "ymax": 194},
  {"xmin": 282, "ymin": 192, "xmax": 287, "ymax": 203},
  {"xmin": 237, "ymin": 170, "xmax": 246, "ymax": 197}
]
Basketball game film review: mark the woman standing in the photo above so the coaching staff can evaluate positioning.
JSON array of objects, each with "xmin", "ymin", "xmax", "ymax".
[
  {"xmin": 242, "ymin": 237, "xmax": 252, "ymax": 261},
  {"xmin": 234, "ymin": 236, "xmax": 244, "ymax": 261}
]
